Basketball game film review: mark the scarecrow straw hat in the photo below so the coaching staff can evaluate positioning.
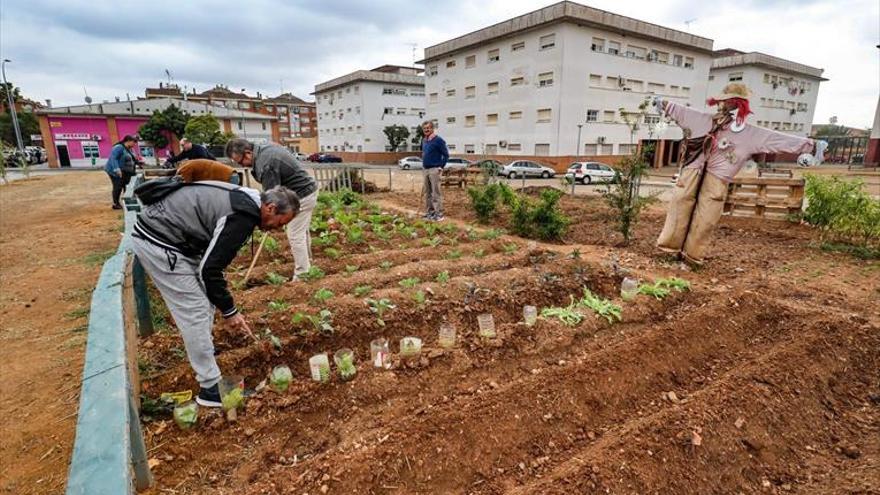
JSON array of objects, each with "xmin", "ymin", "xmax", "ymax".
[{"xmin": 711, "ymin": 83, "xmax": 752, "ymax": 101}]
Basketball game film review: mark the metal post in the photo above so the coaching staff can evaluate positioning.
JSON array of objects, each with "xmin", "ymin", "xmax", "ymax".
[
  {"xmin": 576, "ymin": 124, "xmax": 583, "ymax": 161},
  {"xmin": 1, "ymin": 60, "xmax": 25, "ymax": 152},
  {"xmin": 388, "ymin": 168, "xmax": 392, "ymax": 191},
  {"xmin": 521, "ymin": 172, "xmax": 525, "ymax": 189}
]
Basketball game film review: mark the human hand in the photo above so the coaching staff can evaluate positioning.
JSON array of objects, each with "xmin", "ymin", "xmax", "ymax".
[{"xmin": 226, "ymin": 312, "xmax": 256, "ymax": 341}]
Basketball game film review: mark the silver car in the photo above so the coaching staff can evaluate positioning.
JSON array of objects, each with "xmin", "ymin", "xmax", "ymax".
[
  {"xmin": 499, "ymin": 160, "xmax": 556, "ymax": 179},
  {"xmin": 564, "ymin": 162, "xmax": 619, "ymax": 184},
  {"xmin": 398, "ymin": 156, "xmax": 423, "ymax": 169},
  {"xmin": 445, "ymin": 157, "xmax": 472, "ymax": 170}
]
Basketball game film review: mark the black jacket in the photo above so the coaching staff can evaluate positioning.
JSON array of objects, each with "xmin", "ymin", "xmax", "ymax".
[
  {"xmin": 251, "ymin": 143, "xmax": 316, "ymax": 198},
  {"xmin": 134, "ymin": 181, "xmax": 260, "ymax": 318},
  {"xmin": 167, "ymin": 144, "xmax": 216, "ymax": 165}
]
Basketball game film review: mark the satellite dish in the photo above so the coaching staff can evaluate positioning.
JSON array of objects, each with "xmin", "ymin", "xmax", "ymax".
[{"xmin": 84, "ymin": 96, "xmax": 93, "ymax": 104}]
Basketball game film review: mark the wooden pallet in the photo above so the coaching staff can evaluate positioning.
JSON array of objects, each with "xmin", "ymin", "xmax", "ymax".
[{"xmin": 724, "ymin": 176, "xmax": 805, "ymax": 220}]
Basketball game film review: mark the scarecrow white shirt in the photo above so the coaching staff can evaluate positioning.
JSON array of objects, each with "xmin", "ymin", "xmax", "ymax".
[{"xmin": 664, "ymin": 102, "xmax": 815, "ymax": 183}]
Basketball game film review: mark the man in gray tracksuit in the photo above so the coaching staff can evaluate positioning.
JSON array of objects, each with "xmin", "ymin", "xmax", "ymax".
[
  {"xmin": 226, "ymin": 139, "xmax": 318, "ymax": 280},
  {"xmin": 132, "ymin": 181, "xmax": 300, "ymax": 406}
]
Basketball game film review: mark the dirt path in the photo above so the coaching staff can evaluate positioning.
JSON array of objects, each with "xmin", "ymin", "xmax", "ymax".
[{"xmin": 0, "ymin": 173, "xmax": 122, "ymax": 494}]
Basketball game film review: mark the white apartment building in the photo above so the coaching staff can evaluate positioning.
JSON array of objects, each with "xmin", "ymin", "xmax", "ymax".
[
  {"xmin": 708, "ymin": 49, "xmax": 826, "ymax": 138},
  {"xmin": 419, "ymin": 1, "xmax": 714, "ymax": 164},
  {"xmin": 314, "ymin": 65, "xmax": 426, "ymax": 153}
]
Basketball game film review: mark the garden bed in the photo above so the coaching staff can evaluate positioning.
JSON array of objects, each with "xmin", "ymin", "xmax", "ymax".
[{"xmin": 139, "ymin": 188, "xmax": 879, "ymax": 494}]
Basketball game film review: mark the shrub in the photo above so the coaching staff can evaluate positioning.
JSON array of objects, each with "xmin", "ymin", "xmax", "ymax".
[
  {"xmin": 510, "ymin": 188, "xmax": 569, "ymax": 241},
  {"xmin": 602, "ymin": 150, "xmax": 652, "ymax": 245},
  {"xmin": 467, "ymin": 184, "xmax": 500, "ymax": 223},
  {"xmin": 804, "ymin": 174, "xmax": 880, "ymax": 252}
]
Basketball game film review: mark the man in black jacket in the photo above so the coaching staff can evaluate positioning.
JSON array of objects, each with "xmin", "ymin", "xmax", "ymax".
[
  {"xmin": 132, "ymin": 181, "xmax": 299, "ymax": 407},
  {"xmin": 226, "ymin": 139, "xmax": 318, "ymax": 280},
  {"xmin": 165, "ymin": 138, "xmax": 216, "ymax": 167}
]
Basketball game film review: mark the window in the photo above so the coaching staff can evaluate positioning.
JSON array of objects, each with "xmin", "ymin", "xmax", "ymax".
[
  {"xmin": 606, "ymin": 76, "xmax": 619, "ymax": 89},
  {"xmin": 446, "ymin": 59, "xmax": 456, "ymax": 68},
  {"xmin": 446, "ymin": 116, "xmax": 456, "ymax": 124},
  {"xmin": 237, "ymin": 121, "xmax": 242, "ymax": 130},
  {"xmin": 534, "ymin": 144, "xmax": 550, "ymax": 156},
  {"xmin": 465, "ymin": 85, "xmax": 476, "ymax": 99},
  {"xmin": 465, "ymin": 115, "xmax": 476, "ymax": 127},
  {"xmin": 356, "ymin": 106, "xmax": 361, "ymax": 114},
  {"xmin": 261, "ymin": 122, "xmax": 267, "ymax": 130},
  {"xmin": 509, "ymin": 111, "xmax": 522, "ymax": 120},
  {"xmin": 396, "ymin": 108, "xmax": 406, "ymax": 115},
  {"xmin": 429, "ymin": 93, "xmax": 438, "ymax": 104},
  {"xmin": 354, "ymin": 85, "xmax": 359, "ymax": 94},
  {"xmin": 383, "ymin": 88, "xmax": 394, "ymax": 95},
  {"xmin": 626, "ymin": 45, "xmax": 646, "ymax": 59},
  {"xmin": 584, "ymin": 144, "xmax": 598, "ymax": 155},
  {"xmin": 446, "ymin": 88, "xmax": 456, "ymax": 97},
  {"xmin": 586, "ymin": 110, "xmax": 598, "ymax": 122},
  {"xmin": 728, "ymin": 72, "xmax": 743, "ymax": 82},
  {"xmin": 536, "ymin": 108, "xmax": 551, "ymax": 123},
  {"xmin": 589, "ymin": 74, "xmax": 602, "ymax": 87},
  {"xmin": 681, "ymin": 87, "xmax": 691, "ymax": 96},
  {"xmin": 508, "ymin": 143, "xmax": 522, "ymax": 151},
  {"xmin": 608, "ymin": 41, "xmax": 620, "ymax": 55},
  {"xmin": 618, "ymin": 144, "xmax": 635, "ymax": 155},
  {"xmin": 644, "ymin": 115, "xmax": 660, "ymax": 124},
  {"xmin": 383, "ymin": 107, "xmax": 393, "ymax": 115},
  {"xmin": 428, "ymin": 65, "xmax": 438, "ymax": 76},
  {"xmin": 760, "ymin": 97, "xmax": 767, "ymax": 107},
  {"xmin": 487, "ymin": 48, "xmax": 500, "ymax": 63},
  {"xmin": 486, "ymin": 113, "xmax": 498, "ymax": 126},
  {"xmin": 82, "ymin": 141, "xmax": 99, "ymax": 158},
  {"xmin": 670, "ymin": 85, "xmax": 679, "ymax": 95},
  {"xmin": 653, "ymin": 50, "xmax": 669, "ymax": 63},
  {"xmin": 591, "ymin": 37, "xmax": 605, "ymax": 52},
  {"xmin": 626, "ymin": 79, "xmax": 644, "ymax": 92},
  {"xmin": 447, "ymin": 144, "xmax": 457, "ymax": 151},
  {"xmin": 684, "ymin": 57, "xmax": 694, "ymax": 69},
  {"xmin": 648, "ymin": 82, "xmax": 665, "ymax": 93},
  {"xmin": 510, "ymin": 76, "xmax": 525, "ymax": 86},
  {"xmin": 538, "ymin": 72, "xmax": 554, "ymax": 87},
  {"xmin": 672, "ymin": 54, "xmax": 683, "ymax": 67},
  {"xmin": 539, "ymin": 34, "xmax": 555, "ymax": 50},
  {"xmin": 485, "ymin": 144, "xmax": 497, "ymax": 154},
  {"xmin": 603, "ymin": 110, "xmax": 615, "ymax": 122},
  {"xmin": 708, "ymin": 75, "xmax": 715, "ymax": 81},
  {"xmin": 511, "ymin": 41, "xmax": 525, "ymax": 51},
  {"xmin": 466, "ymin": 55, "xmax": 476, "ymax": 68},
  {"xmin": 411, "ymin": 90, "xmax": 425, "ymax": 97},
  {"xmin": 464, "ymin": 144, "xmax": 475, "ymax": 154},
  {"xmin": 487, "ymin": 81, "xmax": 499, "ymax": 95},
  {"xmin": 346, "ymin": 107, "xmax": 351, "ymax": 113}
]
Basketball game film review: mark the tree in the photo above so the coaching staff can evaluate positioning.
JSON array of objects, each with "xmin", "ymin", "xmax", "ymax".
[
  {"xmin": 184, "ymin": 114, "xmax": 224, "ymax": 145},
  {"xmin": 812, "ymin": 124, "xmax": 850, "ymax": 138},
  {"xmin": 411, "ymin": 124, "xmax": 425, "ymax": 145},
  {"xmin": 138, "ymin": 104, "xmax": 190, "ymax": 150},
  {"xmin": 383, "ymin": 124, "xmax": 410, "ymax": 152},
  {"xmin": 0, "ymin": 82, "xmax": 22, "ymax": 113},
  {"xmin": 0, "ymin": 110, "xmax": 40, "ymax": 146}
]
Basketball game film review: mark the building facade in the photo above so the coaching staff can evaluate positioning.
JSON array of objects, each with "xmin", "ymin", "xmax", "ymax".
[
  {"xmin": 419, "ymin": 1, "xmax": 713, "ymax": 164},
  {"xmin": 36, "ymin": 98, "xmax": 275, "ymax": 168},
  {"xmin": 708, "ymin": 49, "xmax": 826, "ymax": 137},
  {"xmin": 314, "ymin": 65, "xmax": 426, "ymax": 153},
  {"xmin": 144, "ymin": 83, "xmax": 317, "ymax": 151}
]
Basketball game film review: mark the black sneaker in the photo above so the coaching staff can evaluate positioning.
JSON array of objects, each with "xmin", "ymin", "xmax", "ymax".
[
  {"xmin": 433, "ymin": 214, "xmax": 445, "ymax": 222},
  {"xmin": 196, "ymin": 384, "xmax": 222, "ymax": 408},
  {"xmin": 112, "ymin": 204, "xmax": 123, "ymax": 210}
]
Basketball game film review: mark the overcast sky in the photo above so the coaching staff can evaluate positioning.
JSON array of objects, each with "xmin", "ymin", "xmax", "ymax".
[{"xmin": 2, "ymin": 0, "xmax": 877, "ymax": 128}]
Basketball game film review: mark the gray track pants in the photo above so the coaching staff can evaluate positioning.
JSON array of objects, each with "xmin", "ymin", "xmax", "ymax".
[{"xmin": 131, "ymin": 236, "xmax": 222, "ymax": 389}]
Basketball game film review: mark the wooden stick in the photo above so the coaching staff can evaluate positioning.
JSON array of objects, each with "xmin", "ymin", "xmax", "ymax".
[{"xmin": 242, "ymin": 233, "xmax": 268, "ymax": 285}]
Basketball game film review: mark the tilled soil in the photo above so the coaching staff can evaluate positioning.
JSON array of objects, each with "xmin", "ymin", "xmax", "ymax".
[{"xmin": 141, "ymin": 189, "xmax": 879, "ymax": 494}]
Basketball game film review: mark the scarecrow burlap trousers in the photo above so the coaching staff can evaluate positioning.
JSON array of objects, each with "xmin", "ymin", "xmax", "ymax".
[{"xmin": 656, "ymin": 167, "xmax": 729, "ymax": 264}]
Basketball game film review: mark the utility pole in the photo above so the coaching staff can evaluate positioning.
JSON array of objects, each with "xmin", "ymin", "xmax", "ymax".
[
  {"xmin": 575, "ymin": 123, "xmax": 583, "ymax": 161},
  {"xmin": 1, "ymin": 59, "xmax": 25, "ymax": 152}
]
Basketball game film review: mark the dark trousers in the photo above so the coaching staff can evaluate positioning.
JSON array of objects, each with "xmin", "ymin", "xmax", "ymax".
[{"xmin": 110, "ymin": 171, "xmax": 134, "ymax": 206}]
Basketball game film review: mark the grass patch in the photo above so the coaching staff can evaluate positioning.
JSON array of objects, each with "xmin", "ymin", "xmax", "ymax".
[
  {"xmin": 81, "ymin": 249, "xmax": 116, "ymax": 267},
  {"xmin": 64, "ymin": 307, "xmax": 90, "ymax": 320}
]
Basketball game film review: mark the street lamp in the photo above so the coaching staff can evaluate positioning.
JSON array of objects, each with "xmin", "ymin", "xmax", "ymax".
[
  {"xmin": 1, "ymin": 59, "xmax": 25, "ymax": 152},
  {"xmin": 575, "ymin": 123, "xmax": 584, "ymax": 161}
]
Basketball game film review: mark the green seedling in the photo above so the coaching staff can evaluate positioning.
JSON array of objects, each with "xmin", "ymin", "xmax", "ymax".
[
  {"xmin": 422, "ymin": 222, "xmax": 439, "ymax": 236},
  {"xmin": 353, "ymin": 284, "xmax": 373, "ymax": 297},
  {"xmin": 474, "ymin": 248, "xmax": 486, "ymax": 258},
  {"xmin": 422, "ymin": 236, "xmax": 442, "ymax": 247},
  {"xmin": 262, "ymin": 328, "xmax": 282, "ymax": 350},
  {"xmin": 379, "ymin": 261, "xmax": 393, "ymax": 272},
  {"xmin": 502, "ymin": 243, "xmax": 518, "ymax": 254},
  {"xmin": 374, "ymin": 227, "xmax": 392, "ymax": 241},
  {"xmin": 293, "ymin": 309, "xmax": 335, "ymax": 335},
  {"xmin": 655, "ymin": 277, "xmax": 691, "ymax": 292},
  {"xmin": 221, "ymin": 387, "xmax": 244, "ymax": 411},
  {"xmin": 269, "ymin": 366, "xmax": 293, "ymax": 392},
  {"xmin": 335, "ymin": 352, "xmax": 357, "ymax": 381},
  {"xmin": 398, "ymin": 226, "xmax": 417, "ymax": 239},
  {"xmin": 579, "ymin": 288, "xmax": 622, "ymax": 323},
  {"xmin": 446, "ymin": 249, "xmax": 462, "ymax": 260},
  {"xmin": 298, "ymin": 266, "xmax": 325, "ymax": 282},
  {"xmin": 344, "ymin": 264, "xmax": 360, "ymax": 276},
  {"xmin": 312, "ymin": 288, "xmax": 334, "ymax": 305},
  {"xmin": 324, "ymin": 247, "xmax": 342, "ymax": 259},
  {"xmin": 637, "ymin": 283, "xmax": 670, "ymax": 300},
  {"xmin": 262, "ymin": 235, "xmax": 280, "ymax": 253},
  {"xmin": 412, "ymin": 289, "xmax": 427, "ymax": 307},
  {"xmin": 313, "ymin": 232, "xmax": 337, "ymax": 248},
  {"xmin": 540, "ymin": 296, "xmax": 585, "ymax": 327},
  {"xmin": 265, "ymin": 272, "xmax": 287, "ymax": 286},
  {"xmin": 267, "ymin": 299, "xmax": 290, "ymax": 312},
  {"xmin": 346, "ymin": 225, "xmax": 365, "ymax": 244},
  {"xmin": 467, "ymin": 229, "xmax": 480, "ymax": 241},
  {"xmin": 366, "ymin": 298, "xmax": 396, "ymax": 327},
  {"xmin": 482, "ymin": 228, "xmax": 504, "ymax": 240},
  {"xmin": 399, "ymin": 277, "xmax": 420, "ymax": 289},
  {"xmin": 569, "ymin": 248, "xmax": 582, "ymax": 260},
  {"xmin": 173, "ymin": 401, "xmax": 198, "ymax": 430},
  {"xmin": 438, "ymin": 223, "xmax": 459, "ymax": 235},
  {"xmin": 435, "ymin": 270, "xmax": 450, "ymax": 285}
]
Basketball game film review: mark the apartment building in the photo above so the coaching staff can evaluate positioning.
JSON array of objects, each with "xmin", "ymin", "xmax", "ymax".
[
  {"xmin": 144, "ymin": 83, "xmax": 318, "ymax": 151},
  {"xmin": 419, "ymin": 1, "xmax": 713, "ymax": 164},
  {"xmin": 708, "ymin": 49, "xmax": 826, "ymax": 137},
  {"xmin": 313, "ymin": 65, "xmax": 426, "ymax": 153}
]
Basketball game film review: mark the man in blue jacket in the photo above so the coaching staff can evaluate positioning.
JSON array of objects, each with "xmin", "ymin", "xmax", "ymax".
[{"xmin": 420, "ymin": 120, "xmax": 449, "ymax": 221}]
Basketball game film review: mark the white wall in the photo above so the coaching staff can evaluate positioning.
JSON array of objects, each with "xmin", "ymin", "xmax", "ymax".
[
  {"xmin": 425, "ymin": 21, "xmax": 711, "ymax": 157},
  {"xmin": 708, "ymin": 65, "xmax": 821, "ymax": 137},
  {"xmin": 316, "ymin": 80, "xmax": 425, "ymax": 152}
]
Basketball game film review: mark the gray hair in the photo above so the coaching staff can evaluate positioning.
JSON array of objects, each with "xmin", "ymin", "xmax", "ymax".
[
  {"xmin": 225, "ymin": 138, "xmax": 253, "ymax": 158},
  {"xmin": 421, "ymin": 120, "xmax": 434, "ymax": 128},
  {"xmin": 261, "ymin": 186, "xmax": 300, "ymax": 215}
]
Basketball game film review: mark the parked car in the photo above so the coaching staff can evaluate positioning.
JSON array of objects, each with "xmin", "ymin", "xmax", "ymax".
[
  {"xmin": 445, "ymin": 157, "xmax": 472, "ymax": 169},
  {"xmin": 307, "ymin": 153, "xmax": 322, "ymax": 162},
  {"xmin": 564, "ymin": 162, "xmax": 619, "ymax": 184},
  {"xmin": 318, "ymin": 154, "xmax": 343, "ymax": 163},
  {"xmin": 398, "ymin": 156, "xmax": 423, "ymax": 169},
  {"xmin": 499, "ymin": 160, "xmax": 556, "ymax": 179},
  {"xmin": 292, "ymin": 152, "xmax": 309, "ymax": 162}
]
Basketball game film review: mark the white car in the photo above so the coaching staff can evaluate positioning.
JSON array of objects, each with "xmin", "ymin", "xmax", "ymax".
[
  {"xmin": 564, "ymin": 162, "xmax": 619, "ymax": 184},
  {"xmin": 398, "ymin": 156, "xmax": 423, "ymax": 169},
  {"xmin": 499, "ymin": 160, "xmax": 556, "ymax": 179},
  {"xmin": 444, "ymin": 157, "xmax": 472, "ymax": 170}
]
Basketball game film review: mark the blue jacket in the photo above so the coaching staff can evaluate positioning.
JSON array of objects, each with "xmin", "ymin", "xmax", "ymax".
[
  {"xmin": 421, "ymin": 135, "xmax": 449, "ymax": 169},
  {"xmin": 105, "ymin": 144, "xmax": 128, "ymax": 176}
]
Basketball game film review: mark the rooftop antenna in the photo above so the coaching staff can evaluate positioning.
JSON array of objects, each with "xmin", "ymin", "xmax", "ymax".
[
  {"xmin": 405, "ymin": 42, "xmax": 418, "ymax": 66},
  {"xmin": 164, "ymin": 68, "xmax": 173, "ymax": 86},
  {"xmin": 684, "ymin": 18, "xmax": 697, "ymax": 30},
  {"xmin": 83, "ymin": 87, "xmax": 92, "ymax": 105}
]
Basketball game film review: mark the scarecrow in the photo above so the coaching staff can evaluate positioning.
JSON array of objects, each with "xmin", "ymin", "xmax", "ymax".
[{"xmin": 654, "ymin": 83, "xmax": 827, "ymax": 264}]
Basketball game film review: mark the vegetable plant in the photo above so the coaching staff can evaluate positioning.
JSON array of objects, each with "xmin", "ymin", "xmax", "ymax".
[
  {"xmin": 540, "ymin": 296, "xmax": 585, "ymax": 327},
  {"xmin": 399, "ymin": 277, "xmax": 420, "ymax": 289},
  {"xmin": 265, "ymin": 272, "xmax": 287, "ymax": 286},
  {"xmin": 221, "ymin": 387, "xmax": 244, "ymax": 411},
  {"xmin": 346, "ymin": 225, "xmax": 365, "ymax": 244},
  {"xmin": 446, "ymin": 249, "xmax": 462, "ymax": 260},
  {"xmin": 324, "ymin": 247, "xmax": 342, "ymax": 259},
  {"xmin": 262, "ymin": 329, "xmax": 282, "ymax": 350},
  {"xmin": 482, "ymin": 228, "xmax": 504, "ymax": 240},
  {"xmin": 353, "ymin": 284, "xmax": 373, "ymax": 297},
  {"xmin": 298, "ymin": 266, "xmax": 325, "ymax": 282},
  {"xmin": 267, "ymin": 299, "xmax": 290, "ymax": 312},
  {"xmin": 637, "ymin": 283, "xmax": 671, "ymax": 300},
  {"xmin": 269, "ymin": 366, "xmax": 293, "ymax": 392},
  {"xmin": 412, "ymin": 289, "xmax": 427, "ymax": 307},
  {"xmin": 262, "ymin": 235, "xmax": 280, "ymax": 253},
  {"xmin": 366, "ymin": 298, "xmax": 396, "ymax": 327},
  {"xmin": 579, "ymin": 288, "xmax": 622, "ymax": 323},
  {"xmin": 312, "ymin": 288, "xmax": 334, "ymax": 305},
  {"xmin": 344, "ymin": 264, "xmax": 360, "ymax": 276},
  {"xmin": 292, "ymin": 309, "xmax": 335, "ymax": 335},
  {"xmin": 502, "ymin": 243, "xmax": 518, "ymax": 254},
  {"xmin": 655, "ymin": 277, "xmax": 690, "ymax": 292},
  {"xmin": 335, "ymin": 351, "xmax": 357, "ymax": 381},
  {"xmin": 435, "ymin": 270, "xmax": 450, "ymax": 285},
  {"xmin": 422, "ymin": 236, "xmax": 442, "ymax": 247},
  {"xmin": 379, "ymin": 261, "xmax": 393, "ymax": 272},
  {"xmin": 467, "ymin": 184, "xmax": 500, "ymax": 223},
  {"xmin": 173, "ymin": 402, "xmax": 198, "ymax": 430},
  {"xmin": 313, "ymin": 232, "xmax": 337, "ymax": 248}
]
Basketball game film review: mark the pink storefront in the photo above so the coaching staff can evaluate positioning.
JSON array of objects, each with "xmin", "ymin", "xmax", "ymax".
[{"xmin": 41, "ymin": 115, "xmax": 173, "ymax": 167}]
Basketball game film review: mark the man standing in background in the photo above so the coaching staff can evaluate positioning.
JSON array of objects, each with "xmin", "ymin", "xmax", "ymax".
[
  {"xmin": 165, "ymin": 138, "xmax": 216, "ymax": 167},
  {"xmin": 420, "ymin": 120, "xmax": 449, "ymax": 221}
]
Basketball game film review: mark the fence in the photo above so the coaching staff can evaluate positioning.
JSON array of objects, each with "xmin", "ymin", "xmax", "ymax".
[
  {"xmin": 66, "ymin": 175, "xmax": 154, "ymax": 494},
  {"xmin": 724, "ymin": 176, "xmax": 806, "ymax": 220}
]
